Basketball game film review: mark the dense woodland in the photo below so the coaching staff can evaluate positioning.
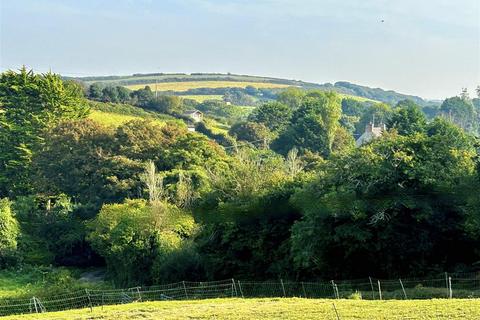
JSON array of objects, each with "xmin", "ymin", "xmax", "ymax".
[{"xmin": 1, "ymin": 68, "xmax": 480, "ymax": 287}]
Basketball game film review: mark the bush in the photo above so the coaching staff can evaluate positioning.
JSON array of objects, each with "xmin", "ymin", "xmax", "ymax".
[
  {"xmin": 0, "ymin": 199, "xmax": 19, "ymax": 267},
  {"xmin": 151, "ymin": 244, "xmax": 206, "ymax": 283}
]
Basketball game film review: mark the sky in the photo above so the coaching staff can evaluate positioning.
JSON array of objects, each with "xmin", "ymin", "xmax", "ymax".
[{"xmin": 0, "ymin": 0, "xmax": 479, "ymax": 100}]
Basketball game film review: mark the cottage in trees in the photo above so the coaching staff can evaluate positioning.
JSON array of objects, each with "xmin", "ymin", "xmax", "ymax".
[
  {"xmin": 355, "ymin": 122, "xmax": 386, "ymax": 146},
  {"xmin": 183, "ymin": 110, "xmax": 203, "ymax": 123}
]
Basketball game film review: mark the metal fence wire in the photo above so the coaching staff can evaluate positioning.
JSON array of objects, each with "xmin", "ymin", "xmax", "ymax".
[{"xmin": 0, "ymin": 273, "xmax": 479, "ymax": 317}]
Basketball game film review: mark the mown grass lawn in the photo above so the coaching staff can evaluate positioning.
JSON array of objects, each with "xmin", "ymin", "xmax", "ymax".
[{"xmin": 2, "ymin": 298, "xmax": 479, "ymax": 320}]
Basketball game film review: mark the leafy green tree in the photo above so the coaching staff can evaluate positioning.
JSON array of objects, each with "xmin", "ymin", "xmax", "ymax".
[
  {"xmin": 87, "ymin": 199, "xmax": 196, "ymax": 285},
  {"xmin": 88, "ymin": 83, "xmax": 103, "ymax": 100},
  {"xmin": 148, "ymin": 95, "xmax": 183, "ymax": 114},
  {"xmin": 387, "ymin": 100, "xmax": 426, "ymax": 135},
  {"xmin": 0, "ymin": 68, "xmax": 89, "ymax": 197},
  {"xmin": 0, "ymin": 198, "xmax": 19, "ymax": 265},
  {"xmin": 34, "ymin": 119, "xmax": 143, "ymax": 207},
  {"xmin": 248, "ymin": 102, "xmax": 292, "ymax": 132},
  {"xmin": 440, "ymin": 96, "xmax": 476, "ymax": 133},
  {"xmin": 101, "ymin": 86, "xmax": 120, "ymax": 103},
  {"xmin": 277, "ymin": 87, "xmax": 305, "ymax": 109},
  {"xmin": 130, "ymin": 86, "xmax": 154, "ymax": 107},
  {"xmin": 273, "ymin": 92, "xmax": 342, "ymax": 156},
  {"xmin": 116, "ymin": 86, "xmax": 131, "ymax": 103},
  {"xmin": 291, "ymin": 120, "xmax": 477, "ymax": 278},
  {"xmin": 229, "ymin": 122, "xmax": 272, "ymax": 148}
]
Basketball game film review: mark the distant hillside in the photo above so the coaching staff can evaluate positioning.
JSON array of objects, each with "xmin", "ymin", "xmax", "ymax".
[
  {"xmin": 69, "ymin": 73, "xmax": 434, "ymax": 106},
  {"xmin": 332, "ymin": 82, "xmax": 428, "ymax": 106}
]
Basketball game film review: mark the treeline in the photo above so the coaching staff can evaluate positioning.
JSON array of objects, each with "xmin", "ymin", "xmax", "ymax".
[
  {"xmin": 1, "ymin": 68, "xmax": 480, "ymax": 287},
  {"xmin": 86, "ymin": 82, "xmax": 277, "ymax": 107}
]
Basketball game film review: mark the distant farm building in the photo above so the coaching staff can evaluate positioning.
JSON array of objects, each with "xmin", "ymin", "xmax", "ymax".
[
  {"xmin": 184, "ymin": 110, "xmax": 203, "ymax": 123},
  {"xmin": 355, "ymin": 122, "xmax": 386, "ymax": 147}
]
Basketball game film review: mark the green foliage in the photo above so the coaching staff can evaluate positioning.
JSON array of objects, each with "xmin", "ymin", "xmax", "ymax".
[
  {"xmin": 0, "ymin": 199, "xmax": 19, "ymax": 266},
  {"xmin": 147, "ymin": 95, "xmax": 184, "ymax": 114},
  {"xmin": 13, "ymin": 195, "xmax": 91, "ymax": 266},
  {"xmin": 33, "ymin": 119, "xmax": 142, "ymax": 207},
  {"xmin": 0, "ymin": 68, "xmax": 89, "ymax": 196},
  {"xmin": 229, "ymin": 122, "xmax": 272, "ymax": 147},
  {"xmin": 273, "ymin": 91, "xmax": 342, "ymax": 156},
  {"xmin": 291, "ymin": 121, "xmax": 478, "ymax": 278},
  {"xmin": 87, "ymin": 199, "xmax": 196, "ymax": 286},
  {"xmin": 387, "ymin": 100, "xmax": 426, "ymax": 135},
  {"xmin": 248, "ymin": 101, "xmax": 292, "ymax": 132},
  {"xmin": 440, "ymin": 96, "xmax": 477, "ymax": 133},
  {"xmin": 355, "ymin": 102, "xmax": 392, "ymax": 135}
]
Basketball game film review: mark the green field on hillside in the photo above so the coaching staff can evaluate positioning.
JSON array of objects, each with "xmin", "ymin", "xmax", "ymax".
[
  {"xmin": 87, "ymin": 101, "xmax": 182, "ymax": 127},
  {"xmin": 3, "ymin": 298, "xmax": 479, "ymax": 320},
  {"xmin": 181, "ymin": 94, "xmax": 223, "ymax": 102},
  {"xmin": 125, "ymin": 81, "xmax": 291, "ymax": 92}
]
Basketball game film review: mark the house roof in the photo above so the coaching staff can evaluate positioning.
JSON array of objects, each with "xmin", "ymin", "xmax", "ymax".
[
  {"xmin": 355, "ymin": 123, "xmax": 385, "ymax": 147},
  {"xmin": 183, "ymin": 110, "xmax": 202, "ymax": 116}
]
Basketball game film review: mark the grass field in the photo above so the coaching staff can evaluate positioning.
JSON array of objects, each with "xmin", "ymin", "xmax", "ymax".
[
  {"xmin": 3, "ymin": 298, "xmax": 479, "ymax": 320},
  {"xmin": 87, "ymin": 101, "xmax": 182, "ymax": 127},
  {"xmin": 181, "ymin": 95, "xmax": 223, "ymax": 102},
  {"xmin": 125, "ymin": 81, "xmax": 292, "ymax": 92}
]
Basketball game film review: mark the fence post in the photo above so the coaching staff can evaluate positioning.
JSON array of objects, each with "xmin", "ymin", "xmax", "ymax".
[
  {"xmin": 182, "ymin": 281, "xmax": 189, "ymax": 299},
  {"xmin": 231, "ymin": 279, "xmax": 238, "ymax": 297},
  {"xmin": 280, "ymin": 279, "xmax": 286, "ymax": 297},
  {"xmin": 85, "ymin": 289, "xmax": 93, "ymax": 312},
  {"xmin": 369, "ymin": 277, "xmax": 375, "ymax": 299},
  {"xmin": 301, "ymin": 282, "xmax": 307, "ymax": 298},
  {"xmin": 32, "ymin": 297, "xmax": 38, "ymax": 313},
  {"xmin": 445, "ymin": 272, "xmax": 449, "ymax": 298},
  {"xmin": 377, "ymin": 280, "xmax": 382, "ymax": 300},
  {"xmin": 448, "ymin": 276, "xmax": 453, "ymax": 299},
  {"xmin": 237, "ymin": 280, "xmax": 244, "ymax": 298},
  {"xmin": 399, "ymin": 279, "xmax": 407, "ymax": 299},
  {"xmin": 136, "ymin": 287, "xmax": 142, "ymax": 302},
  {"xmin": 331, "ymin": 280, "xmax": 339, "ymax": 299}
]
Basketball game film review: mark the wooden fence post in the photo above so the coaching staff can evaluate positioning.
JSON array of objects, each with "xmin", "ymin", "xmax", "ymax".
[
  {"xmin": 85, "ymin": 289, "xmax": 93, "ymax": 312},
  {"xmin": 182, "ymin": 281, "xmax": 189, "ymax": 299},
  {"xmin": 280, "ymin": 279, "xmax": 286, "ymax": 297},
  {"xmin": 399, "ymin": 279, "xmax": 407, "ymax": 299},
  {"xmin": 237, "ymin": 280, "xmax": 244, "ymax": 298},
  {"xmin": 448, "ymin": 277, "xmax": 453, "ymax": 299},
  {"xmin": 369, "ymin": 277, "xmax": 375, "ymax": 300},
  {"xmin": 377, "ymin": 280, "xmax": 382, "ymax": 300}
]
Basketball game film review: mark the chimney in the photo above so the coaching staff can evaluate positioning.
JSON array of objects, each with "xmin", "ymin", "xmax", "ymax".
[{"xmin": 365, "ymin": 123, "xmax": 373, "ymax": 133}]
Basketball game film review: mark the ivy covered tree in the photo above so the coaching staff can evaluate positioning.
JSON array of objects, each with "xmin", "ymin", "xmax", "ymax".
[{"xmin": 0, "ymin": 68, "xmax": 89, "ymax": 196}]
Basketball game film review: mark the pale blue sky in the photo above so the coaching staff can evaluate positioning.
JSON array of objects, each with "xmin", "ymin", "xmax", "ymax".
[{"xmin": 1, "ymin": 0, "xmax": 479, "ymax": 99}]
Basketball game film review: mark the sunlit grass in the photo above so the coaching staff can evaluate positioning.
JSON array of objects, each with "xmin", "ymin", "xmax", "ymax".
[
  {"xmin": 181, "ymin": 95, "xmax": 223, "ymax": 102},
  {"xmin": 125, "ymin": 81, "xmax": 292, "ymax": 92},
  {"xmin": 4, "ymin": 298, "xmax": 479, "ymax": 320},
  {"xmin": 88, "ymin": 110, "xmax": 178, "ymax": 127}
]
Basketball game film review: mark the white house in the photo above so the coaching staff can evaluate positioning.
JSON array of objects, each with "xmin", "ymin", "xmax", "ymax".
[
  {"xmin": 355, "ymin": 122, "xmax": 386, "ymax": 147},
  {"xmin": 183, "ymin": 110, "xmax": 203, "ymax": 123}
]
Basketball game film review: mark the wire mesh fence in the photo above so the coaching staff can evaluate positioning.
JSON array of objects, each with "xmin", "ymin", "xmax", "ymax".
[{"xmin": 0, "ymin": 273, "xmax": 479, "ymax": 317}]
